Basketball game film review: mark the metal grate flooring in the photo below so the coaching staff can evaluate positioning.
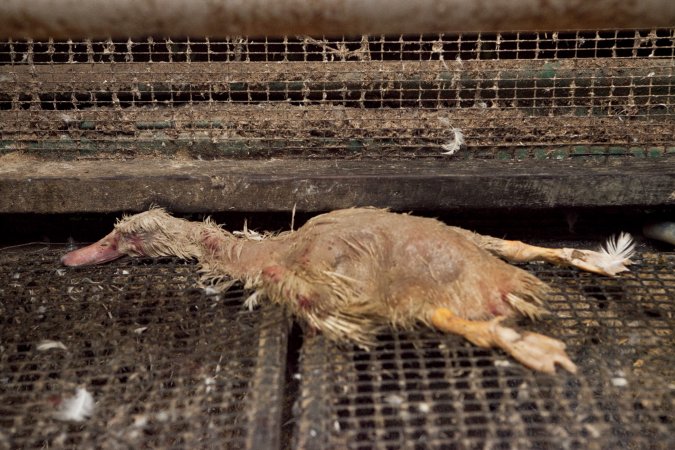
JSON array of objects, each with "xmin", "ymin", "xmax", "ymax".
[
  {"xmin": 0, "ymin": 248, "xmax": 288, "ymax": 449},
  {"xmin": 0, "ymin": 246, "xmax": 673, "ymax": 449},
  {"xmin": 295, "ymin": 253, "xmax": 675, "ymax": 450}
]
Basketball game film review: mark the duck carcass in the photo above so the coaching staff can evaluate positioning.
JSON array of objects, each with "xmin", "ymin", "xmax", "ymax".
[{"xmin": 61, "ymin": 207, "xmax": 636, "ymax": 374}]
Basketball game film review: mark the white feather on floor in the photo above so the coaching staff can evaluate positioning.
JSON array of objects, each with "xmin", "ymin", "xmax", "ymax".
[
  {"xmin": 54, "ymin": 387, "xmax": 95, "ymax": 422},
  {"xmin": 36, "ymin": 340, "xmax": 68, "ymax": 351}
]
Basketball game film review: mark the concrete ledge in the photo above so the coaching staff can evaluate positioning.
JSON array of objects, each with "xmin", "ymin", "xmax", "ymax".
[{"xmin": 0, "ymin": 158, "xmax": 673, "ymax": 214}]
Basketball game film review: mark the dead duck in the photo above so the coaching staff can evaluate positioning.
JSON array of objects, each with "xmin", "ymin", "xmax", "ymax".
[{"xmin": 61, "ymin": 207, "xmax": 635, "ymax": 374}]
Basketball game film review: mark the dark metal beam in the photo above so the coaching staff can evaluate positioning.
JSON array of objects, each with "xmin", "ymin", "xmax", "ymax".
[{"xmin": 0, "ymin": 158, "xmax": 672, "ymax": 214}]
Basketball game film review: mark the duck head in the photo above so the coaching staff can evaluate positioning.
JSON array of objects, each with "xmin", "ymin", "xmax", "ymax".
[{"xmin": 61, "ymin": 208, "xmax": 203, "ymax": 266}]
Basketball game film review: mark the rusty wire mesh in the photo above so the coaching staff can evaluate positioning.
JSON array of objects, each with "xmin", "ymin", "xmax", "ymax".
[
  {"xmin": 0, "ymin": 244, "xmax": 673, "ymax": 449},
  {"xmin": 0, "ymin": 30, "xmax": 673, "ymax": 160},
  {"xmin": 294, "ymin": 252, "xmax": 675, "ymax": 450},
  {"xmin": 0, "ymin": 248, "xmax": 288, "ymax": 449}
]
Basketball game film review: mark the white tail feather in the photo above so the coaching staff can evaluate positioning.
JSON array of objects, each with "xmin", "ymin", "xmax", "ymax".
[{"xmin": 600, "ymin": 232, "xmax": 635, "ymax": 261}]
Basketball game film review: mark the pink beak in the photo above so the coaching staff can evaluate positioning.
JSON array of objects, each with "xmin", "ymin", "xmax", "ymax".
[{"xmin": 61, "ymin": 231, "xmax": 125, "ymax": 266}]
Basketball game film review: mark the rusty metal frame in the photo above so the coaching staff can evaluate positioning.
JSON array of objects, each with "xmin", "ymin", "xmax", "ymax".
[{"xmin": 0, "ymin": 0, "xmax": 674, "ymax": 39}]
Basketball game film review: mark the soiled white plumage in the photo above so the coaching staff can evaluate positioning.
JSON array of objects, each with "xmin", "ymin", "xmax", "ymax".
[{"xmin": 61, "ymin": 207, "xmax": 636, "ymax": 374}]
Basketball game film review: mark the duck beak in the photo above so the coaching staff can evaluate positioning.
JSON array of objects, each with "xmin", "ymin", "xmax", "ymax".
[{"xmin": 61, "ymin": 231, "xmax": 124, "ymax": 266}]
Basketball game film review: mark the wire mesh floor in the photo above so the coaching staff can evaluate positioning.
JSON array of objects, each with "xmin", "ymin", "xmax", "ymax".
[
  {"xmin": 295, "ymin": 253, "xmax": 674, "ymax": 450},
  {"xmin": 0, "ymin": 248, "xmax": 288, "ymax": 449},
  {"xmin": 0, "ymin": 244, "xmax": 672, "ymax": 449}
]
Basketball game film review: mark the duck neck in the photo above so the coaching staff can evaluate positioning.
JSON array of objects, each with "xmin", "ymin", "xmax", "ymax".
[{"xmin": 190, "ymin": 221, "xmax": 287, "ymax": 284}]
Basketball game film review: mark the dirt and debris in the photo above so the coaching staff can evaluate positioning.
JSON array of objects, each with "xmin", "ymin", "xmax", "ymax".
[
  {"xmin": 1, "ymin": 104, "xmax": 672, "ymax": 160},
  {"xmin": 0, "ymin": 243, "xmax": 673, "ymax": 449},
  {"xmin": 1, "ymin": 56, "xmax": 672, "ymax": 160},
  {"xmin": 0, "ymin": 248, "xmax": 287, "ymax": 448}
]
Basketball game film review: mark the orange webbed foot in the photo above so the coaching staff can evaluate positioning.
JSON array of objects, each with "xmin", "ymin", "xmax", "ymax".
[
  {"xmin": 431, "ymin": 308, "xmax": 577, "ymax": 374},
  {"xmin": 488, "ymin": 318, "xmax": 577, "ymax": 374}
]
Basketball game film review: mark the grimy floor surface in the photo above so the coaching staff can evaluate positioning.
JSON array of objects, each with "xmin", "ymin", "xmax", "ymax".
[{"xmin": 0, "ymin": 244, "xmax": 672, "ymax": 449}]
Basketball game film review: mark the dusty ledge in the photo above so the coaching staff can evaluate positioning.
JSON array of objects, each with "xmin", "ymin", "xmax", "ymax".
[{"xmin": 0, "ymin": 157, "xmax": 672, "ymax": 214}]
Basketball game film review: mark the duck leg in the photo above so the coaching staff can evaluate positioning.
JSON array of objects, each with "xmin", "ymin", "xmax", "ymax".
[
  {"xmin": 430, "ymin": 308, "xmax": 577, "ymax": 374},
  {"xmin": 452, "ymin": 229, "xmax": 634, "ymax": 276}
]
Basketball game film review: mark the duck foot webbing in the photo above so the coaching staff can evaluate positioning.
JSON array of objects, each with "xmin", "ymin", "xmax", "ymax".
[{"xmin": 430, "ymin": 308, "xmax": 577, "ymax": 374}]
